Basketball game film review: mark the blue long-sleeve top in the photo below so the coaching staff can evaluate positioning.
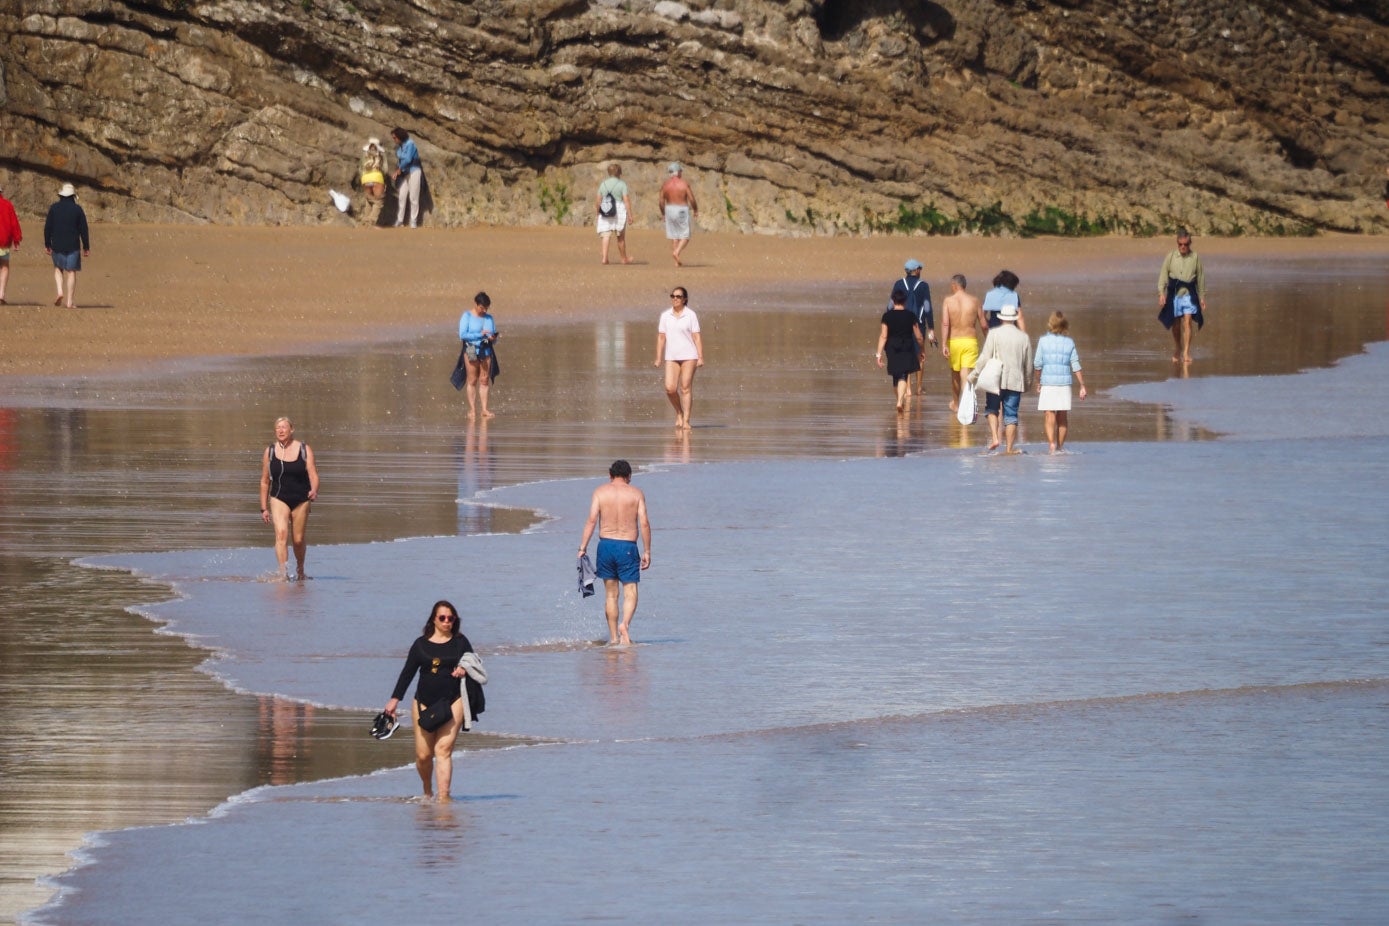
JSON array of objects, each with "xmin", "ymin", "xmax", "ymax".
[
  {"xmin": 459, "ymin": 310, "xmax": 496, "ymax": 345},
  {"xmin": 1033, "ymin": 333, "xmax": 1082, "ymax": 386},
  {"xmin": 395, "ymin": 138, "xmax": 422, "ymax": 174}
]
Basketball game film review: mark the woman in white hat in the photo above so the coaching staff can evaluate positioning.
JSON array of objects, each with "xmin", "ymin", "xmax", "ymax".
[
  {"xmin": 43, "ymin": 183, "xmax": 89, "ymax": 309},
  {"xmin": 359, "ymin": 138, "xmax": 387, "ymax": 225}
]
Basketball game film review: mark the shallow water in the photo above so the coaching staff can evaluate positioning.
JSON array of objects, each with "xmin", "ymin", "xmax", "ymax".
[{"xmin": 4, "ymin": 252, "xmax": 1389, "ymax": 923}]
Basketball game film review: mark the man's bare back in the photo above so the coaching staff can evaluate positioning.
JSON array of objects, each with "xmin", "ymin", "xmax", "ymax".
[
  {"xmin": 590, "ymin": 480, "xmax": 646, "ymax": 541},
  {"xmin": 659, "ymin": 176, "xmax": 697, "ymax": 209},
  {"xmin": 578, "ymin": 462, "xmax": 652, "ymax": 645},
  {"xmin": 942, "ymin": 289, "xmax": 984, "ymax": 342}
]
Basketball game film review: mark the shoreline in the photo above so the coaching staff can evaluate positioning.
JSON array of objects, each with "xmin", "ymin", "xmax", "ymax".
[
  {"xmin": 3, "ymin": 228, "xmax": 1387, "ymax": 923},
  {"xmin": 1, "ymin": 226, "xmax": 1384, "ymax": 379}
]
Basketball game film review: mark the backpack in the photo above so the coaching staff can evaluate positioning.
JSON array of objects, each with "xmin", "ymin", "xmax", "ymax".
[{"xmin": 599, "ymin": 190, "xmax": 618, "ymax": 218}]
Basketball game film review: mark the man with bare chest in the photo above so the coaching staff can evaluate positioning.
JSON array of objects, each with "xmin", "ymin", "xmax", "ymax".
[
  {"xmin": 578, "ymin": 460, "xmax": 652, "ymax": 645},
  {"xmin": 939, "ymin": 274, "xmax": 987, "ymax": 412},
  {"xmin": 658, "ymin": 163, "xmax": 699, "ymax": 267}
]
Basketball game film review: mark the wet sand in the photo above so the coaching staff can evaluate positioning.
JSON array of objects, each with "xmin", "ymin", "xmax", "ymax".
[
  {"xmin": 2, "ymin": 225, "xmax": 1384, "ymax": 377},
  {"xmin": 1, "ymin": 226, "xmax": 1386, "ymax": 922}
]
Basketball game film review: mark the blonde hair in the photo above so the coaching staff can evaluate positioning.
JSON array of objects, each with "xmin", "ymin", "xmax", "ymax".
[{"xmin": 1047, "ymin": 312, "xmax": 1069, "ymax": 334}]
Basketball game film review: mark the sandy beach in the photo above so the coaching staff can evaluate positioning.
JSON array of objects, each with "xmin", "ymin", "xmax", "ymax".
[
  {"xmin": 1, "ymin": 226, "xmax": 1386, "ymax": 923},
  {"xmin": 3, "ymin": 225, "xmax": 1385, "ymax": 378}
]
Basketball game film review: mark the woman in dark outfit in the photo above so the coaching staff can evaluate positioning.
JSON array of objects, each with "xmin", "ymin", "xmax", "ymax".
[
  {"xmin": 875, "ymin": 290, "xmax": 925, "ymax": 413},
  {"xmin": 382, "ymin": 600, "xmax": 475, "ymax": 801},
  {"xmin": 259, "ymin": 416, "xmax": 319, "ymax": 581}
]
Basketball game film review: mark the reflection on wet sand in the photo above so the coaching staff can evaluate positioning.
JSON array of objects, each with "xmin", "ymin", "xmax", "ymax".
[{"xmin": 0, "ymin": 249, "xmax": 1385, "ymax": 922}]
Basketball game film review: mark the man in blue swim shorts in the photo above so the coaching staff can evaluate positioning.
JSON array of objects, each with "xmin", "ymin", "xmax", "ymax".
[{"xmin": 577, "ymin": 460, "xmax": 652, "ymax": 645}]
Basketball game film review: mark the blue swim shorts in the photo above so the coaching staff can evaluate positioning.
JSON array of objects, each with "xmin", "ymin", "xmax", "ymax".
[
  {"xmin": 51, "ymin": 250, "xmax": 81, "ymax": 272},
  {"xmin": 595, "ymin": 538, "xmax": 641, "ymax": 584},
  {"xmin": 1172, "ymin": 292, "xmax": 1197, "ymax": 317}
]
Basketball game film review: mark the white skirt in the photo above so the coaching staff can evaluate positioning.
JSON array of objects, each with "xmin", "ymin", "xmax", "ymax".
[{"xmin": 1038, "ymin": 384, "xmax": 1072, "ymax": 412}]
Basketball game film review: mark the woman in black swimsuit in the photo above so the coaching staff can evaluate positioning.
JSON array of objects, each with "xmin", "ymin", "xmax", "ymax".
[
  {"xmin": 259, "ymin": 416, "xmax": 320, "ymax": 581},
  {"xmin": 382, "ymin": 600, "xmax": 476, "ymax": 801}
]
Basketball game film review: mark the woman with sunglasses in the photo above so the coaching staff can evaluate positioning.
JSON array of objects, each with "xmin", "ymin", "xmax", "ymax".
[
  {"xmin": 653, "ymin": 285, "xmax": 704, "ymax": 430},
  {"xmin": 382, "ymin": 600, "xmax": 477, "ymax": 801}
]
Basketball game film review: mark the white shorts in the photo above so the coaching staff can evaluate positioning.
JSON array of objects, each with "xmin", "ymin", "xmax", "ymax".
[
  {"xmin": 596, "ymin": 204, "xmax": 627, "ymax": 237},
  {"xmin": 1037, "ymin": 384, "xmax": 1072, "ymax": 412}
]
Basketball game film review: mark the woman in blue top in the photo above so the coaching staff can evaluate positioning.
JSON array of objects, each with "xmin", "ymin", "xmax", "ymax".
[
  {"xmin": 981, "ymin": 269, "xmax": 1026, "ymax": 332},
  {"xmin": 391, "ymin": 127, "xmax": 424, "ymax": 228},
  {"xmin": 459, "ymin": 291, "xmax": 500, "ymax": 419},
  {"xmin": 1033, "ymin": 311, "xmax": 1087, "ymax": 453}
]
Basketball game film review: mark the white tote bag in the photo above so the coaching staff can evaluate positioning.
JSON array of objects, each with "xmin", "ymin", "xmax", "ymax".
[{"xmin": 975, "ymin": 356, "xmax": 1003, "ymax": 395}]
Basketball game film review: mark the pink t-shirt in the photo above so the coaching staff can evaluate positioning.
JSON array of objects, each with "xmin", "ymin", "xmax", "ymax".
[{"xmin": 658, "ymin": 307, "xmax": 701, "ymax": 361}]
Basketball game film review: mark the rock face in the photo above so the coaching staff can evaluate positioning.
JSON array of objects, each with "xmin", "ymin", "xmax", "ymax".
[{"xmin": 3, "ymin": 0, "xmax": 1387, "ymax": 234}]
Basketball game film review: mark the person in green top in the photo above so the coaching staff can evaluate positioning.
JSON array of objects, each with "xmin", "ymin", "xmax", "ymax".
[
  {"xmin": 1158, "ymin": 229, "xmax": 1207, "ymax": 364},
  {"xmin": 595, "ymin": 163, "xmax": 633, "ymax": 265}
]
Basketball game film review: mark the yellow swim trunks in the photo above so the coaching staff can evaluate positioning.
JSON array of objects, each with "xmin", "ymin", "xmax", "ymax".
[{"xmin": 948, "ymin": 337, "xmax": 979, "ymax": 372}]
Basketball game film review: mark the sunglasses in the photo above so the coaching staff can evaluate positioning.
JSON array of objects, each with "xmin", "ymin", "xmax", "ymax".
[
  {"xmin": 435, "ymin": 613, "xmax": 457, "ymax": 623},
  {"xmin": 670, "ymin": 293, "xmax": 686, "ymax": 300}
]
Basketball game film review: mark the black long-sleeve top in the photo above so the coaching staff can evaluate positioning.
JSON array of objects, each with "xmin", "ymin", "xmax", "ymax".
[
  {"xmin": 391, "ymin": 633, "xmax": 474, "ymax": 706},
  {"xmin": 44, "ymin": 198, "xmax": 89, "ymax": 252}
]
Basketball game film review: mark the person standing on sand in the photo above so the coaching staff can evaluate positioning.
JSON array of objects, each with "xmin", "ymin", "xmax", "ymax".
[
  {"xmin": 1157, "ymin": 229, "xmax": 1207, "ymax": 364},
  {"xmin": 358, "ymin": 137, "xmax": 388, "ymax": 226},
  {"xmin": 0, "ymin": 180, "xmax": 21, "ymax": 305},
  {"xmin": 982, "ymin": 269, "xmax": 1025, "ymax": 333},
  {"xmin": 391, "ymin": 127, "xmax": 424, "ymax": 228},
  {"xmin": 577, "ymin": 460, "xmax": 652, "ymax": 646},
  {"xmin": 658, "ymin": 163, "xmax": 698, "ymax": 267},
  {"xmin": 459, "ymin": 291, "xmax": 500, "ymax": 420},
  {"xmin": 890, "ymin": 259, "xmax": 936, "ymax": 396},
  {"xmin": 875, "ymin": 290, "xmax": 924, "ymax": 414},
  {"xmin": 972, "ymin": 303, "xmax": 1032, "ymax": 454},
  {"xmin": 381, "ymin": 600, "xmax": 479, "ymax": 801},
  {"xmin": 259, "ymin": 416, "xmax": 320, "ymax": 581},
  {"xmin": 595, "ymin": 163, "xmax": 634, "ymax": 265},
  {"xmin": 43, "ymin": 183, "xmax": 89, "ymax": 309},
  {"xmin": 654, "ymin": 285, "xmax": 704, "ymax": 430},
  {"xmin": 939, "ymin": 274, "xmax": 987, "ymax": 412},
  {"xmin": 1033, "ymin": 311, "xmax": 1087, "ymax": 453}
]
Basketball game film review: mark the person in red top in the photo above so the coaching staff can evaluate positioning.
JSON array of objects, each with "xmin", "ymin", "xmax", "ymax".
[{"xmin": 0, "ymin": 180, "xmax": 21, "ymax": 306}]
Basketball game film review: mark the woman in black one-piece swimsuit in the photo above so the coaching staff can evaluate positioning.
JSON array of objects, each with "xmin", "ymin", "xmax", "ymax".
[{"xmin": 258, "ymin": 416, "xmax": 320, "ymax": 580}]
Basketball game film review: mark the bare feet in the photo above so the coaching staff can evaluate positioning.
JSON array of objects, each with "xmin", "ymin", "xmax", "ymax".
[
  {"xmin": 482, "ymin": 410, "xmax": 496, "ymax": 418},
  {"xmin": 618, "ymin": 624, "xmax": 631, "ymax": 645},
  {"xmin": 948, "ymin": 400, "xmax": 958, "ymax": 412},
  {"xmin": 622, "ymin": 257, "xmax": 634, "ymax": 264},
  {"xmin": 986, "ymin": 440, "xmax": 1000, "ymax": 452},
  {"xmin": 674, "ymin": 415, "xmax": 685, "ymax": 429},
  {"xmin": 54, "ymin": 295, "xmax": 63, "ymax": 306}
]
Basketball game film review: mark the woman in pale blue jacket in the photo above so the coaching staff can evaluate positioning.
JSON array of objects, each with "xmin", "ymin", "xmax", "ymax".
[
  {"xmin": 1033, "ymin": 311, "xmax": 1087, "ymax": 453},
  {"xmin": 459, "ymin": 291, "xmax": 499, "ymax": 419}
]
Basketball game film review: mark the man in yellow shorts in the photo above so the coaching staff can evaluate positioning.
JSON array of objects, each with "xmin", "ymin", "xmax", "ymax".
[{"xmin": 939, "ymin": 274, "xmax": 987, "ymax": 412}]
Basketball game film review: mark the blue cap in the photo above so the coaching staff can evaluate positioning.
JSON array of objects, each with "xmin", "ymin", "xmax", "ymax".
[{"xmin": 904, "ymin": 259, "xmax": 923, "ymax": 272}]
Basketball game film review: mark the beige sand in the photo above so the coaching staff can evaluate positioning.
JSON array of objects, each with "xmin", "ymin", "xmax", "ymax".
[{"xmin": 4, "ymin": 225, "xmax": 1384, "ymax": 377}]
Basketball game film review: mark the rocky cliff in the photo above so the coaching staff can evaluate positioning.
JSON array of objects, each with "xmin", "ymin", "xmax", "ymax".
[{"xmin": 4, "ymin": 0, "xmax": 1387, "ymax": 235}]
